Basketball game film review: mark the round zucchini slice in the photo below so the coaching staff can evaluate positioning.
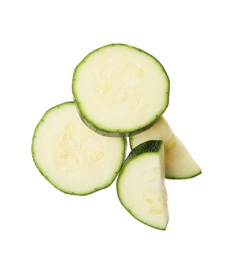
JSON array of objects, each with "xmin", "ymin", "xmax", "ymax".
[
  {"xmin": 117, "ymin": 140, "xmax": 169, "ymax": 230},
  {"xmin": 32, "ymin": 102, "xmax": 126, "ymax": 195},
  {"xmin": 72, "ymin": 43, "xmax": 170, "ymax": 136}
]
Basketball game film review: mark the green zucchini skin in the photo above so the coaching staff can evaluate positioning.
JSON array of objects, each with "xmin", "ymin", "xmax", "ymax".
[
  {"xmin": 72, "ymin": 43, "xmax": 170, "ymax": 137},
  {"xmin": 73, "ymin": 99, "xmax": 168, "ymax": 138},
  {"xmin": 123, "ymin": 140, "xmax": 163, "ymax": 166},
  {"xmin": 166, "ymin": 170, "xmax": 201, "ymax": 180}
]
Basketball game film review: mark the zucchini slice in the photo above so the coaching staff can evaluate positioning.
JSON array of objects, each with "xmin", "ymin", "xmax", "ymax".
[
  {"xmin": 117, "ymin": 140, "xmax": 169, "ymax": 230},
  {"xmin": 130, "ymin": 116, "xmax": 201, "ymax": 179},
  {"xmin": 32, "ymin": 102, "xmax": 126, "ymax": 195},
  {"xmin": 72, "ymin": 43, "xmax": 170, "ymax": 136}
]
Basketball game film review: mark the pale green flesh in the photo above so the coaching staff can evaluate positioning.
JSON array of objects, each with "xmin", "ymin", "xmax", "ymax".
[
  {"xmin": 117, "ymin": 142, "xmax": 169, "ymax": 230},
  {"xmin": 72, "ymin": 44, "xmax": 170, "ymax": 136},
  {"xmin": 130, "ymin": 117, "xmax": 201, "ymax": 179},
  {"xmin": 32, "ymin": 102, "xmax": 126, "ymax": 195}
]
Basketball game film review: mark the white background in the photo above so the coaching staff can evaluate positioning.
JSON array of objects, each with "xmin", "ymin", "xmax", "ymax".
[{"xmin": 1, "ymin": 0, "xmax": 235, "ymax": 259}]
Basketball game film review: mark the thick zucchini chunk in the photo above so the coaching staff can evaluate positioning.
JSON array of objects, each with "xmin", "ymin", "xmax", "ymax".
[
  {"xmin": 117, "ymin": 140, "xmax": 169, "ymax": 230},
  {"xmin": 72, "ymin": 43, "xmax": 170, "ymax": 136},
  {"xmin": 32, "ymin": 102, "xmax": 126, "ymax": 195},
  {"xmin": 130, "ymin": 116, "xmax": 201, "ymax": 179}
]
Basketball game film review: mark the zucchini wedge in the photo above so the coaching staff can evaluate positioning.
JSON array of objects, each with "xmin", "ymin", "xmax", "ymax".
[
  {"xmin": 130, "ymin": 116, "xmax": 201, "ymax": 179},
  {"xmin": 72, "ymin": 43, "xmax": 170, "ymax": 137},
  {"xmin": 32, "ymin": 102, "xmax": 126, "ymax": 195},
  {"xmin": 117, "ymin": 140, "xmax": 169, "ymax": 230}
]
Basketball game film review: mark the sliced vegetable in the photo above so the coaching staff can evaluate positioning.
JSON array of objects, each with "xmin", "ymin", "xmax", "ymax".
[
  {"xmin": 72, "ymin": 43, "xmax": 170, "ymax": 136},
  {"xmin": 130, "ymin": 116, "xmax": 201, "ymax": 179},
  {"xmin": 117, "ymin": 140, "xmax": 169, "ymax": 230},
  {"xmin": 32, "ymin": 102, "xmax": 126, "ymax": 195}
]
